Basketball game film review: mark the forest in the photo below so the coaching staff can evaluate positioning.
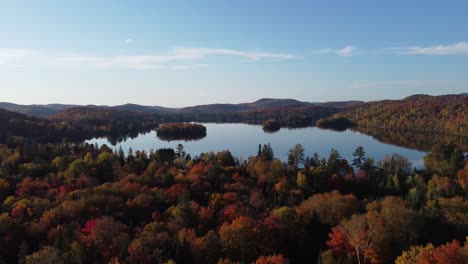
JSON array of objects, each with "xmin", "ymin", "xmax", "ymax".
[
  {"xmin": 0, "ymin": 95, "xmax": 467, "ymax": 263},
  {"xmin": 335, "ymin": 95, "xmax": 468, "ymax": 136},
  {"xmin": 0, "ymin": 108, "xmax": 159, "ymax": 145},
  {"xmin": 0, "ymin": 136, "xmax": 466, "ymax": 263}
]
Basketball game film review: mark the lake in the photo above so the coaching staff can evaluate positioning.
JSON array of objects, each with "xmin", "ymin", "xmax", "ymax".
[{"xmin": 86, "ymin": 123, "xmax": 428, "ymax": 167}]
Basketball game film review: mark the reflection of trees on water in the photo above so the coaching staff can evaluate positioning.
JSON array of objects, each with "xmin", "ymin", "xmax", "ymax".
[
  {"xmin": 105, "ymin": 131, "xmax": 145, "ymax": 145},
  {"xmin": 156, "ymin": 134, "xmax": 206, "ymax": 142},
  {"xmin": 262, "ymin": 127, "xmax": 281, "ymax": 133},
  {"xmin": 353, "ymin": 127, "xmax": 468, "ymax": 152}
]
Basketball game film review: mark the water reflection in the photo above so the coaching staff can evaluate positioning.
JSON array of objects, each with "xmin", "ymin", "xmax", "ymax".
[
  {"xmin": 156, "ymin": 134, "xmax": 207, "ymax": 142},
  {"xmin": 86, "ymin": 123, "xmax": 455, "ymax": 167},
  {"xmin": 353, "ymin": 127, "xmax": 468, "ymax": 152}
]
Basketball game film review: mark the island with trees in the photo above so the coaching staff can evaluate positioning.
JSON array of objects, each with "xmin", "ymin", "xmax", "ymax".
[
  {"xmin": 156, "ymin": 123, "xmax": 207, "ymax": 141},
  {"xmin": 262, "ymin": 118, "xmax": 281, "ymax": 132},
  {"xmin": 316, "ymin": 116, "xmax": 356, "ymax": 131}
]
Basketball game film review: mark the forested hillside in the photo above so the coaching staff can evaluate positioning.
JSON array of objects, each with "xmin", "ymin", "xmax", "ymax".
[
  {"xmin": 338, "ymin": 94, "xmax": 468, "ymax": 135},
  {"xmin": 0, "ymin": 107, "xmax": 159, "ymax": 144},
  {"xmin": 0, "ymin": 109, "xmax": 63, "ymax": 142}
]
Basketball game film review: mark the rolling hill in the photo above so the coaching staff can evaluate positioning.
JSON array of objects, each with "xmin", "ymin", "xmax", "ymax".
[
  {"xmin": 334, "ymin": 94, "xmax": 468, "ymax": 136},
  {"xmin": 0, "ymin": 98, "xmax": 362, "ymax": 117}
]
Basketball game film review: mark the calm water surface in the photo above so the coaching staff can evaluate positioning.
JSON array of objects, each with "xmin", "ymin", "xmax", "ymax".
[{"xmin": 86, "ymin": 123, "xmax": 426, "ymax": 167}]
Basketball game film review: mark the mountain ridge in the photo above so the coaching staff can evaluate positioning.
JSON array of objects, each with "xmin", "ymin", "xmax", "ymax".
[
  {"xmin": 1, "ymin": 93, "xmax": 466, "ymax": 117},
  {"xmin": 0, "ymin": 98, "xmax": 363, "ymax": 117}
]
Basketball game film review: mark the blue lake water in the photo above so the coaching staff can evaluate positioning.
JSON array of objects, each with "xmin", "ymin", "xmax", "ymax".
[{"xmin": 86, "ymin": 123, "xmax": 427, "ymax": 167}]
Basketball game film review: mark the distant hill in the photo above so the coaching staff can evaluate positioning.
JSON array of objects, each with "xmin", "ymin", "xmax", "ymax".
[
  {"xmin": 180, "ymin": 98, "xmax": 316, "ymax": 113},
  {"xmin": 113, "ymin": 103, "xmax": 177, "ymax": 114},
  {"xmin": 0, "ymin": 98, "xmax": 362, "ymax": 117},
  {"xmin": 243, "ymin": 98, "xmax": 310, "ymax": 109},
  {"xmin": 50, "ymin": 106, "xmax": 153, "ymax": 122},
  {"xmin": 0, "ymin": 102, "xmax": 77, "ymax": 117}
]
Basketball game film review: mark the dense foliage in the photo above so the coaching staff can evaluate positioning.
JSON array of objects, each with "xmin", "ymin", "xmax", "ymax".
[
  {"xmin": 338, "ymin": 94, "xmax": 468, "ymax": 136},
  {"xmin": 0, "ymin": 139, "xmax": 466, "ymax": 263},
  {"xmin": 156, "ymin": 123, "xmax": 207, "ymax": 141}
]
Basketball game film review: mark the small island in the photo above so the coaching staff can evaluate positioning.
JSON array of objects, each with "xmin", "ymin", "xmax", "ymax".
[
  {"xmin": 156, "ymin": 122, "xmax": 207, "ymax": 141},
  {"xmin": 316, "ymin": 116, "xmax": 355, "ymax": 131},
  {"xmin": 262, "ymin": 118, "xmax": 281, "ymax": 132}
]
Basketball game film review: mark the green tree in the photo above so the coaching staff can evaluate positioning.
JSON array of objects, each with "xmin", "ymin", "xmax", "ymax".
[
  {"xmin": 352, "ymin": 146, "xmax": 366, "ymax": 168},
  {"xmin": 424, "ymin": 143, "xmax": 465, "ymax": 177},
  {"xmin": 261, "ymin": 143, "xmax": 274, "ymax": 161},
  {"xmin": 287, "ymin": 144, "xmax": 305, "ymax": 168},
  {"xmin": 176, "ymin": 144, "xmax": 186, "ymax": 158}
]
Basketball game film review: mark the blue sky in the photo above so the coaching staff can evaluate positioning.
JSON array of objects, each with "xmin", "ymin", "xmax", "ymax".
[{"xmin": 1, "ymin": 0, "xmax": 467, "ymax": 106}]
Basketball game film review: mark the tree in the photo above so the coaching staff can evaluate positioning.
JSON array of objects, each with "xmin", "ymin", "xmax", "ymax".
[
  {"xmin": 327, "ymin": 214, "xmax": 388, "ymax": 264},
  {"xmin": 296, "ymin": 171, "xmax": 308, "ymax": 191},
  {"xmin": 327, "ymin": 149, "xmax": 342, "ymax": 174},
  {"xmin": 299, "ymin": 190, "xmax": 360, "ymax": 226},
  {"xmin": 418, "ymin": 240, "xmax": 464, "ymax": 264},
  {"xmin": 79, "ymin": 217, "xmax": 130, "ymax": 262},
  {"xmin": 395, "ymin": 244, "xmax": 434, "ymax": 264},
  {"xmin": 352, "ymin": 146, "xmax": 367, "ymax": 168},
  {"xmin": 261, "ymin": 143, "xmax": 274, "ymax": 161},
  {"xmin": 287, "ymin": 144, "xmax": 305, "ymax": 168},
  {"xmin": 25, "ymin": 246, "xmax": 60, "ymax": 264},
  {"xmin": 424, "ymin": 143, "xmax": 465, "ymax": 177},
  {"xmin": 176, "ymin": 144, "xmax": 186, "ymax": 158},
  {"xmin": 216, "ymin": 150, "xmax": 235, "ymax": 166},
  {"xmin": 255, "ymin": 254, "xmax": 289, "ymax": 264},
  {"xmin": 219, "ymin": 216, "xmax": 264, "ymax": 263}
]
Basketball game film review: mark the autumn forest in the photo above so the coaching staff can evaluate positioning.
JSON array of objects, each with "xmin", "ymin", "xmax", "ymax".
[{"xmin": 0, "ymin": 94, "xmax": 466, "ymax": 264}]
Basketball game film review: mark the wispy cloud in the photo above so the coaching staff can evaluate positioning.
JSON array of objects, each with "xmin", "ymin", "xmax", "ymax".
[
  {"xmin": 173, "ymin": 47, "xmax": 295, "ymax": 61},
  {"xmin": 124, "ymin": 38, "xmax": 133, "ymax": 44},
  {"xmin": 0, "ymin": 47, "xmax": 295, "ymax": 70},
  {"xmin": 316, "ymin": 45, "xmax": 356, "ymax": 57},
  {"xmin": 400, "ymin": 42, "xmax": 468, "ymax": 55}
]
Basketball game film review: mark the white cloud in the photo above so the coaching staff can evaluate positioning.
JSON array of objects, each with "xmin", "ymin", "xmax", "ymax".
[
  {"xmin": 0, "ymin": 47, "xmax": 295, "ymax": 70},
  {"xmin": 124, "ymin": 38, "xmax": 133, "ymax": 44},
  {"xmin": 401, "ymin": 42, "xmax": 468, "ymax": 55},
  {"xmin": 336, "ymin": 46, "xmax": 355, "ymax": 57},
  {"xmin": 316, "ymin": 45, "xmax": 356, "ymax": 57}
]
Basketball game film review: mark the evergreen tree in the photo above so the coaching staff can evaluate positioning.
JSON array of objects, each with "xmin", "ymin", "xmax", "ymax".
[
  {"xmin": 118, "ymin": 145, "xmax": 125, "ymax": 163},
  {"xmin": 176, "ymin": 144, "xmax": 186, "ymax": 158},
  {"xmin": 352, "ymin": 146, "xmax": 367, "ymax": 168},
  {"xmin": 288, "ymin": 144, "xmax": 305, "ymax": 168},
  {"xmin": 261, "ymin": 143, "xmax": 274, "ymax": 161}
]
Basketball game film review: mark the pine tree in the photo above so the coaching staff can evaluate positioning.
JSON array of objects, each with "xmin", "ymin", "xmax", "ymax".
[{"xmin": 352, "ymin": 146, "xmax": 367, "ymax": 168}]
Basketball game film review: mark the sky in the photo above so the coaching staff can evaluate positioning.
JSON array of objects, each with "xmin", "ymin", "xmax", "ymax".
[{"xmin": 0, "ymin": 0, "xmax": 467, "ymax": 107}]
